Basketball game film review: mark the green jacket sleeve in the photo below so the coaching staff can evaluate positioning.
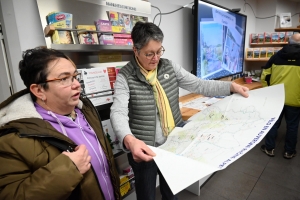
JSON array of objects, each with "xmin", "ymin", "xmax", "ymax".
[{"xmin": 0, "ymin": 133, "xmax": 83, "ymax": 200}]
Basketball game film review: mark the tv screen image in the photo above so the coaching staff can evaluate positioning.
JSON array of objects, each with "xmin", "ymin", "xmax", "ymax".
[{"xmin": 193, "ymin": 0, "xmax": 247, "ymax": 80}]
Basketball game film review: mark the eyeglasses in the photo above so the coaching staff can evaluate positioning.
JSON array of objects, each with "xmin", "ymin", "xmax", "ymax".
[
  {"xmin": 144, "ymin": 46, "xmax": 165, "ymax": 60},
  {"xmin": 43, "ymin": 72, "xmax": 81, "ymax": 87}
]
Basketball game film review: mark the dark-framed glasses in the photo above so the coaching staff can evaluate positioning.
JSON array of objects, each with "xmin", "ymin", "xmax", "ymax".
[
  {"xmin": 144, "ymin": 46, "xmax": 165, "ymax": 60},
  {"xmin": 42, "ymin": 72, "xmax": 81, "ymax": 86}
]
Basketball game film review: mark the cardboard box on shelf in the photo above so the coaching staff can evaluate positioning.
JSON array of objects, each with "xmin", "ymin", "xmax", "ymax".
[
  {"xmin": 95, "ymin": 19, "xmax": 112, "ymax": 32},
  {"xmin": 76, "ymin": 25, "xmax": 99, "ymax": 44},
  {"xmin": 46, "ymin": 11, "xmax": 74, "ymax": 44},
  {"xmin": 99, "ymin": 34, "xmax": 114, "ymax": 45}
]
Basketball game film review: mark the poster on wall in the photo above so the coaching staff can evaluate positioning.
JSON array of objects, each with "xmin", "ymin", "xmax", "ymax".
[{"xmin": 279, "ymin": 13, "xmax": 292, "ymax": 28}]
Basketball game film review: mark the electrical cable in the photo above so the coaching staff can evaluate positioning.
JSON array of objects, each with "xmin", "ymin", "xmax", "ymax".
[
  {"xmin": 244, "ymin": 2, "xmax": 300, "ymax": 20},
  {"xmin": 243, "ymin": 3, "xmax": 276, "ymax": 19},
  {"xmin": 151, "ymin": 5, "xmax": 162, "ymax": 26},
  {"xmin": 153, "ymin": 1, "xmax": 299, "ymax": 26},
  {"xmin": 152, "ymin": 1, "xmax": 193, "ymax": 27},
  {"xmin": 153, "ymin": 7, "xmax": 183, "ymax": 26},
  {"xmin": 292, "ymin": 12, "xmax": 300, "ymax": 17}
]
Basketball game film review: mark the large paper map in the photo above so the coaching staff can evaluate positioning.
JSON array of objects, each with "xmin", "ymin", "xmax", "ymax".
[{"xmin": 150, "ymin": 84, "xmax": 284, "ymax": 194}]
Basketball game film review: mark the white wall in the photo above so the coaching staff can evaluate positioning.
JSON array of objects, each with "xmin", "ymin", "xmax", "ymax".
[
  {"xmin": 254, "ymin": 0, "xmax": 277, "ymax": 33},
  {"xmin": 276, "ymin": 0, "xmax": 300, "ymax": 28},
  {"xmin": 248, "ymin": 0, "xmax": 300, "ymax": 35},
  {"xmin": 0, "ymin": 31, "xmax": 12, "ymax": 102},
  {"xmin": 150, "ymin": 0, "xmax": 193, "ymax": 71},
  {"xmin": 0, "ymin": 0, "xmax": 46, "ymax": 94}
]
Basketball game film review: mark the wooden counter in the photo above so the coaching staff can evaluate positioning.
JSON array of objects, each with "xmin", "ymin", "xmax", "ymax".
[
  {"xmin": 179, "ymin": 79, "xmax": 263, "ymax": 120},
  {"xmin": 179, "ymin": 94, "xmax": 204, "ymax": 121},
  {"xmin": 233, "ymin": 78, "xmax": 263, "ymax": 90}
]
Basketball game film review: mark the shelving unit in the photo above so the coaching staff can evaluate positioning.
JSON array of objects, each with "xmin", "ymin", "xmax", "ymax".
[
  {"xmin": 245, "ymin": 58, "xmax": 270, "ymax": 62},
  {"xmin": 245, "ymin": 27, "xmax": 300, "ymax": 62},
  {"xmin": 43, "ymin": 25, "xmax": 134, "ymax": 53},
  {"xmin": 274, "ymin": 28, "xmax": 300, "ymax": 32},
  {"xmin": 51, "ymin": 44, "xmax": 133, "ymax": 52},
  {"xmin": 245, "ymin": 33, "xmax": 288, "ymax": 62},
  {"xmin": 245, "ymin": 42, "xmax": 286, "ymax": 62},
  {"xmin": 248, "ymin": 43, "xmax": 287, "ymax": 47}
]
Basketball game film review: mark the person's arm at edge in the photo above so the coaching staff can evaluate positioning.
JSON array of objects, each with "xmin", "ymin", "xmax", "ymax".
[
  {"xmin": 170, "ymin": 60, "xmax": 249, "ymax": 98},
  {"xmin": 123, "ymin": 134, "xmax": 155, "ymax": 162},
  {"xmin": 230, "ymin": 82, "xmax": 249, "ymax": 97}
]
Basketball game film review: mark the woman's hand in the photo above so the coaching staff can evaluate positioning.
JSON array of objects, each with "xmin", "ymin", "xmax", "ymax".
[
  {"xmin": 230, "ymin": 82, "xmax": 249, "ymax": 98},
  {"xmin": 124, "ymin": 135, "xmax": 156, "ymax": 162},
  {"xmin": 63, "ymin": 144, "xmax": 91, "ymax": 174}
]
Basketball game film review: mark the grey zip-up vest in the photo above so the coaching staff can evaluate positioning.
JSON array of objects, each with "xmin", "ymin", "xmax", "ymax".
[{"xmin": 118, "ymin": 57, "xmax": 183, "ymax": 145}]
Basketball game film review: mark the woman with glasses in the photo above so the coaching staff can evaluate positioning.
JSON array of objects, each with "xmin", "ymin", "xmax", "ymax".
[
  {"xmin": 110, "ymin": 21, "xmax": 249, "ymax": 200},
  {"xmin": 0, "ymin": 47, "xmax": 120, "ymax": 200}
]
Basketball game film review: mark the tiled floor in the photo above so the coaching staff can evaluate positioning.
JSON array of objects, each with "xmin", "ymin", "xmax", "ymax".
[{"xmin": 155, "ymin": 119, "xmax": 300, "ymax": 200}]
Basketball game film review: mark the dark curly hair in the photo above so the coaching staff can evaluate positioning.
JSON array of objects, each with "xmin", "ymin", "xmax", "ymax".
[{"xmin": 19, "ymin": 46, "xmax": 70, "ymax": 101}]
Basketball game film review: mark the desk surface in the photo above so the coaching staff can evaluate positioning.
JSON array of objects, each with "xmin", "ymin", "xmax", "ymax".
[
  {"xmin": 233, "ymin": 78, "xmax": 263, "ymax": 90},
  {"xmin": 179, "ymin": 94, "xmax": 203, "ymax": 121},
  {"xmin": 179, "ymin": 79, "xmax": 263, "ymax": 121}
]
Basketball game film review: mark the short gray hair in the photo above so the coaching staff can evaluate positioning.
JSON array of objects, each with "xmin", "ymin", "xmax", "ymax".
[{"xmin": 131, "ymin": 22, "xmax": 164, "ymax": 50}]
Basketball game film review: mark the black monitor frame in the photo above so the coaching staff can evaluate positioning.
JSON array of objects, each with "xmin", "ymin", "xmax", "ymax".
[{"xmin": 193, "ymin": 0, "xmax": 247, "ymax": 80}]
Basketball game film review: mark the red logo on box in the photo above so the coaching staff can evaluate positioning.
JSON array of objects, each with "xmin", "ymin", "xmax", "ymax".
[{"xmin": 56, "ymin": 14, "xmax": 66, "ymax": 21}]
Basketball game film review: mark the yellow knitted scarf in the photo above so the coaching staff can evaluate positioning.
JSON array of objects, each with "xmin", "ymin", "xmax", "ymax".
[{"xmin": 136, "ymin": 57, "xmax": 175, "ymax": 136}]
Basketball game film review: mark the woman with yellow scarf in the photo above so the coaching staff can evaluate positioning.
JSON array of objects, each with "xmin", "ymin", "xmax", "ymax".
[{"xmin": 110, "ymin": 22, "xmax": 249, "ymax": 200}]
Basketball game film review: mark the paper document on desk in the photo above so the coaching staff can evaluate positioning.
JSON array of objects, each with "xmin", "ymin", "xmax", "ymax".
[
  {"xmin": 182, "ymin": 97, "xmax": 221, "ymax": 110},
  {"xmin": 151, "ymin": 84, "xmax": 284, "ymax": 195}
]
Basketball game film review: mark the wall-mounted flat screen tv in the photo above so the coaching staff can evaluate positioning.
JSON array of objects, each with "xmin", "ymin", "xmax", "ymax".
[{"xmin": 193, "ymin": 0, "xmax": 247, "ymax": 80}]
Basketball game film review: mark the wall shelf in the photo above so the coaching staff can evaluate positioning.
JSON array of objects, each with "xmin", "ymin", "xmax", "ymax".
[
  {"xmin": 51, "ymin": 44, "xmax": 133, "ymax": 52},
  {"xmin": 246, "ymin": 32, "xmax": 285, "ymax": 63},
  {"xmin": 249, "ymin": 43, "xmax": 287, "ymax": 47},
  {"xmin": 274, "ymin": 28, "xmax": 300, "ymax": 32},
  {"xmin": 245, "ymin": 58, "xmax": 270, "ymax": 62}
]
